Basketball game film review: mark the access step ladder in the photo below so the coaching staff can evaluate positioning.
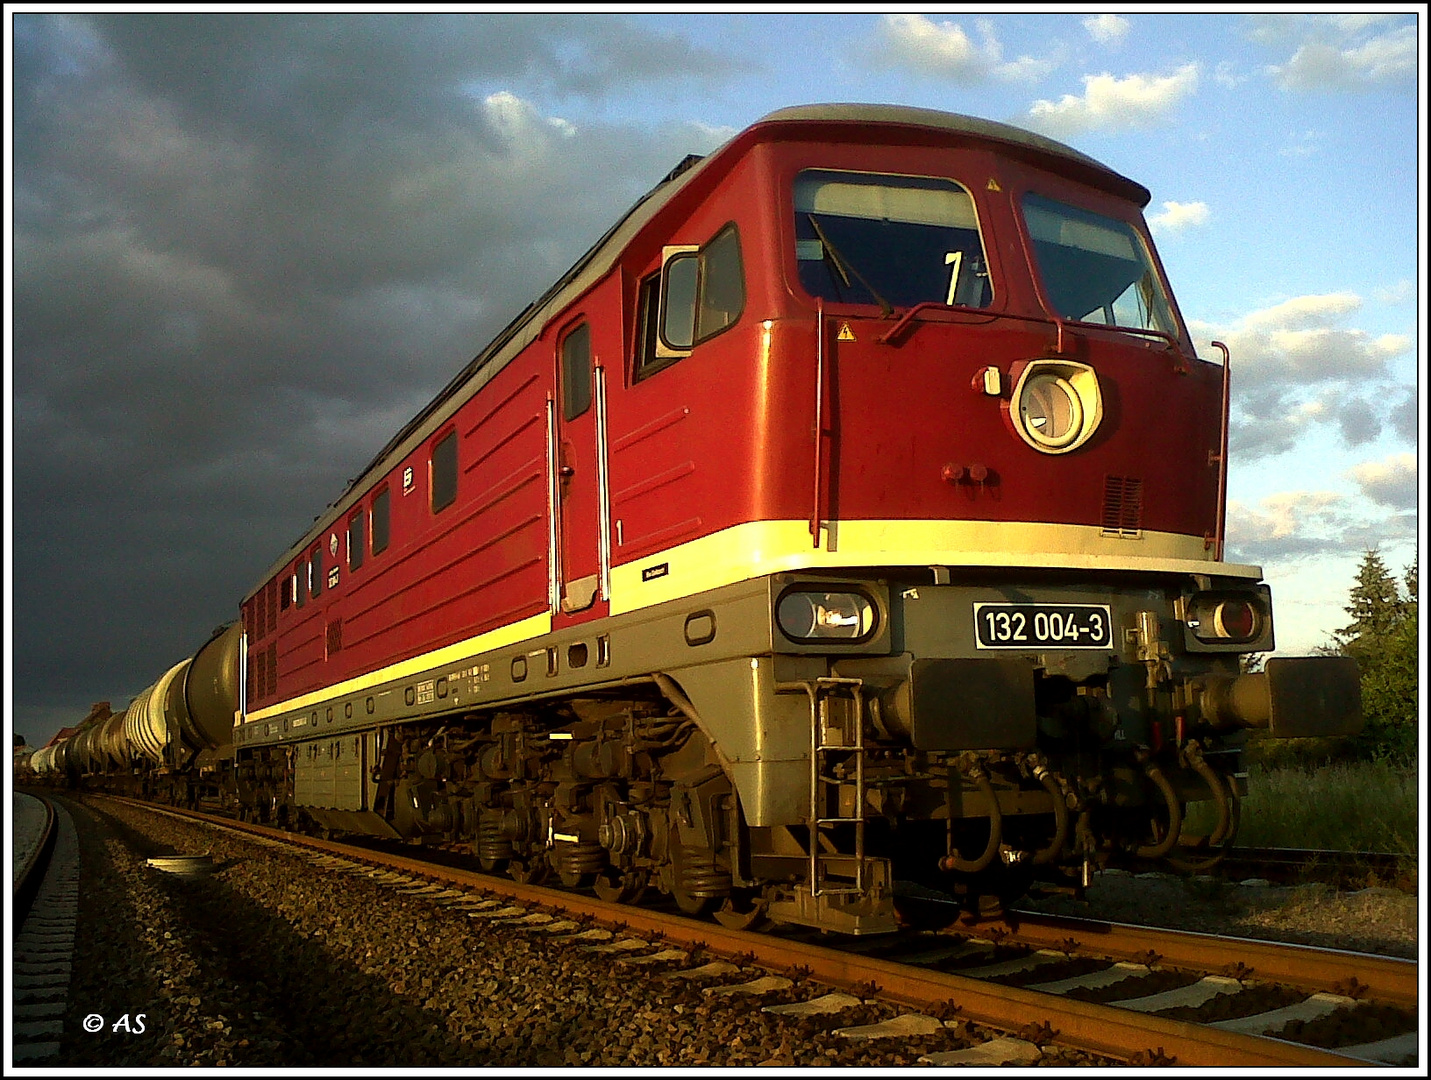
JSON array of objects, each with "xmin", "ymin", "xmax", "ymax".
[{"xmin": 768, "ymin": 676, "xmax": 895, "ymax": 934}]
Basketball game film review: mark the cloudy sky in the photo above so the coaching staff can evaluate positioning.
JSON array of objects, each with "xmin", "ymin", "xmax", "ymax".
[{"xmin": 7, "ymin": 10, "xmax": 1423, "ymax": 748}]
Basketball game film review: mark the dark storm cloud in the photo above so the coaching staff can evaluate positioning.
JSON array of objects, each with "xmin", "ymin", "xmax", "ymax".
[
  {"xmin": 1227, "ymin": 386, "xmax": 1411, "ymax": 461},
  {"xmin": 12, "ymin": 13, "xmax": 744, "ymax": 744}
]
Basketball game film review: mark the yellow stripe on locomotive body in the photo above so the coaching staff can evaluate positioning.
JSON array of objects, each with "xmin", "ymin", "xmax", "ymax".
[
  {"xmin": 240, "ymin": 517, "xmax": 1260, "ymax": 725},
  {"xmin": 243, "ymin": 612, "xmax": 553, "ymax": 723},
  {"xmin": 607, "ymin": 518, "xmax": 1261, "ymax": 617}
]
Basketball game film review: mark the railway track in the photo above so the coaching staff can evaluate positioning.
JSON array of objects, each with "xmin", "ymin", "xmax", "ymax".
[
  {"xmin": 14, "ymin": 791, "xmax": 59, "ymax": 923},
  {"xmin": 13, "ymin": 793, "xmax": 83, "ymax": 1064},
  {"xmin": 103, "ymin": 796, "xmax": 1418, "ymax": 1067},
  {"xmin": 1219, "ymin": 846, "xmax": 1415, "ymax": 892}
]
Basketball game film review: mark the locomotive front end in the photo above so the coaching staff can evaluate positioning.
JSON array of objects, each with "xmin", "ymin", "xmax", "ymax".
[{"xmin": 664, "ymin": 105, "xmax": 1366, "ymax": 925}]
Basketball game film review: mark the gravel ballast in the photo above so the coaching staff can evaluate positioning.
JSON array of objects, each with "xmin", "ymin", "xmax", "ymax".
[{"xmin": 54, "ymin": 795, "xmax": 1116, "ymax": 1068}]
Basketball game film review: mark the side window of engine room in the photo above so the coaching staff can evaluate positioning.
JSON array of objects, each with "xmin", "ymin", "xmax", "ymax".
[
  {"xmin": 637, "ymin": 223, "xmax": 745, "ymax": 380},
  {"xmin": 347, "ymin": 508, "xmax": 365, "ymax": 572},
  {"xmin": 431, "ymin": 429, "xmax": 458, "ymax": 513},
  {"xmin": 372, "ymin": 487, "xmax": 391, "ymax": 555},
  {"xmin": 793, "ymin": 170, "xmax": 991, "ymax": 310}
]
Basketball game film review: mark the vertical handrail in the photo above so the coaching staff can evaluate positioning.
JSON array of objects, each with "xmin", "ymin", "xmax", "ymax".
[
  {"xmin": 594, "ymin": 364, "xmax": 612, "ymax": 601},
  {"xmin": 237, "ymin": 630, "xmax": 248, "ymax": 726},
  {"xmin": 1210, "ymin": 341, "xmax": 1231, "ymax": 561},
  {"xmin": 810, "ymin": 300, "xmax": 825, "ymax": 548},
  {"xmin": 544, "ymin": 397, "xmax": 561, "ymax": 613}
]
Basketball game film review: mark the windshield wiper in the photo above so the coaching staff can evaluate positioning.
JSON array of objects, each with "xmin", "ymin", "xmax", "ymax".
[{"xmin": 806, "ymin": 214, "xmax": 894, "ymax": 318}]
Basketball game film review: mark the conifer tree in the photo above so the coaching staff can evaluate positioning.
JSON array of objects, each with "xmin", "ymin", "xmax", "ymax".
[
  {"xmin": 1336, "ymin": 548, "xmax": 1403, "ymax": 656},
  {"xmin": 1333, "ymin": 549, "xmax": 1418, "ymax": 763}
]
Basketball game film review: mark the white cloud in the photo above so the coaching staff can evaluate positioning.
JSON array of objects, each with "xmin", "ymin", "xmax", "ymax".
[
  {"xmin": 1083, "ymin": 14, "xmax": 1130, "ymax": 46},
  {"xmin": 872, "ymin": 14, "xmax": 1054, "ymax": 82},
  {"xmin": 482, "ymin": 90, "xmax": 577, "ymax": 148},
  {"xmin": 1214, "ymin": 61, "xmax": 1247, "ymax": 89},
  {"xmin": 1187, "ymin": 294, "xmax": 1415, "ymax": 461},
  {"xmin": 1228, "ymin": 491, "xmax": 1343, "ymax": 544},
  {"xmin": 1347, "ymin": 453, "xmax": 1419, "ymax": 510},
  {"xmin": 1147, "ymin": 200, "xmax": 1210, "ymax": 234},
  {"xmin": 1267, "ymin": 21, "xmax": 1416, "ymax": 91},
  {"xmin": 1238, "ymin": 292, "xmax": 1362, "ymax": 332},
  {"xmin": 1374, "ymin": 279, "xmax": 1415, "ymax": 305},
  {"xmin": 1025, "ymin": 64, "xmax": 1198, "ymax": 135},
  {"xmin": 1224, "ymin": 487, "xmax": 1415, "ymax": 566}
]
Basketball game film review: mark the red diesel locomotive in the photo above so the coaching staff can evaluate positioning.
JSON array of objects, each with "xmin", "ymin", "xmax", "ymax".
[{"xmin": 43, "ymin": 105, "xmax": 1361, "ymax": 933}]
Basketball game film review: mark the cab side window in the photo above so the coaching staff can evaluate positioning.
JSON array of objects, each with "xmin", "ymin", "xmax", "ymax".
[
  {"xmin": 696, "ymin": 226, "xmax": 744, "ymax": 340},
  {"xmin": 637, "ymin": 223, "xmax": 745, "ymax": 381}
]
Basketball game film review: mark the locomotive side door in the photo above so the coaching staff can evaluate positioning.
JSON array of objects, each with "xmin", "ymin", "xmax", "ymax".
[{"xmin": 552, "ymin": 307, "xmax": 614, "ymax": 620}]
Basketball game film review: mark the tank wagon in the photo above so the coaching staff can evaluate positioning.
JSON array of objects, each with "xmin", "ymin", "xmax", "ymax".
[
  {"xmin": 44, "ymin": 105, "xmax": 1360, "ymax": 933},
  {"xmin": 40, "ymin": 627, "xmax": 243, "ymax": 803}
]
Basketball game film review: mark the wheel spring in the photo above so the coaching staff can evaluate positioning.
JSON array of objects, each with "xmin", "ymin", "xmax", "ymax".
[
  {"xmin": 476, "ymin": 814, "xmax": 513, "ymax": 862},
  {"xmin": 553, "ymin": 841, "xmax": 606, "ymax": 878},
  {"xmin": 675, "ymin": 844, "xmax": 731, "ymax": 899}
]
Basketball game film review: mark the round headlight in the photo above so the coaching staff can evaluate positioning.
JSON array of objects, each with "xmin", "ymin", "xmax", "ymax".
[
  {"xmin": 1212, "ymin": 599, "xmax": 1257, "ymax": 641},
  {"xmin": 1006, "ymin": 359, "xmax": 1103, "ymax": 454},
  {"xmin": 1188, "ymin": 593, "xmax": 1264, "ymax": 644},
  {"xmin": 777, "ymin": 590, "xmax": 877, "ymax": 642},
  {"xmin": 1020, "ymin": 373, "xmax": 1083, "ymax": 448}
]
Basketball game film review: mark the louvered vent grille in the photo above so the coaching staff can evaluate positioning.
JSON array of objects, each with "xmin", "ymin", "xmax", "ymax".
[
  {"xmin": 265, "ymin": 644, "xmax": 277, "ymax": 698},
  {"xmin": 1102, "ymin": 476, "xmax": 1144, "ymax": 537},
  {"xmin": 267, "ymin": 579, "xmax": 278, "ymax": 634},
  {"xmin": 326, "ymin": 618, "xmax": 343, "ymax": 658}
]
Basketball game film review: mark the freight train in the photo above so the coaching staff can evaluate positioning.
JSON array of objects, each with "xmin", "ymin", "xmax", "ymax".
[{"xmin": 36, "ymin": 104, "xmax": 1362, "ymax": 933}]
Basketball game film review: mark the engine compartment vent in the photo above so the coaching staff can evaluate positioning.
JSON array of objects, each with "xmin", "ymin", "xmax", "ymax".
[{"xmin": 1101, "ymin": 475, "xmax": 1143, "ymax": 537}]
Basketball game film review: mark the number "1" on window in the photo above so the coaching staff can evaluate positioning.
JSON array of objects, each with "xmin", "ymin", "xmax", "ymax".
[{"xmin": 944, "ymin": 250, "xmax": 963, "ymax": 306}]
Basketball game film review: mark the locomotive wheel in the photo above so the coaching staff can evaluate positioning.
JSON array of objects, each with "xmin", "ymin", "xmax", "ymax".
[
  {"xmin": 508, "ymin": 855, "xmax": 549, "ymax": 886},
  {"xmin": 559, "ymin": 867, "xmax": 595, "ymax": 889},
  {"xmin": 713, "ymin": 890, "xmax": 768, "ymax": 931},
  {"xmin": 593, "ymin": 868, "xmax": 648, "ymax": 905},
  {"xmin": 671, "ymin": 887, "xmax": 718, "ymax": 917},
  {"xmin": 477, "ymin": 853, "xmax": 509, "ymax": 874}
]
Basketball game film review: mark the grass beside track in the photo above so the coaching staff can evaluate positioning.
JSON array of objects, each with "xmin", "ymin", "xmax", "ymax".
[{"xmin": 1190, "ymin": 761, "xmax": 1419, "ymax": 856}]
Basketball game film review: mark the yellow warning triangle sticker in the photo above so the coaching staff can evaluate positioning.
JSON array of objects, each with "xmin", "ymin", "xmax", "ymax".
[{"xmin": 837, "ymin": 323, "xmax": 856, "ymax": 341}]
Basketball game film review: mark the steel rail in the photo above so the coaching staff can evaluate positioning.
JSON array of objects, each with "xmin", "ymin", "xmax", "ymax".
[
  {"xmin": 1221, "ymin": 846, "xmax": 1414, "ymax": 890},
  {"xmin": 110, "ymin": 798, "xmax": 1375, "ymax": 1067},
  {"xmin": 995, "ymin": 909, "xmax": 1419, "ymax": 1009},
  {"xmin": 13, "ymin": 790, "xmax": 58, "ymax": 928}
]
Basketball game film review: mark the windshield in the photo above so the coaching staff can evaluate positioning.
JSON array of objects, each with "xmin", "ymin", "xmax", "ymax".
[
  {"xmin": 1022, "ymin": 192, "xmax": 1179, "ymax": 337},
  {"xmin": 794, "ymin": 170, "xmax": 992, "ymax": 310}
]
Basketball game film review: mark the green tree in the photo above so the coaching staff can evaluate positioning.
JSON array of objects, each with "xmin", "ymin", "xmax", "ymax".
[{"xmin": 1332, "ymin": 549, "xmax": 1419, "ymax": 764}]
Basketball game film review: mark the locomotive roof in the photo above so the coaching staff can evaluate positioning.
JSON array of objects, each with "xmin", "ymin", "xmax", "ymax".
[
  {"xmin": 757, "ymin": 103, "xmax": 1147, "ymax": 203},
  {"xmin": 255, "ymin": 104, "xmax": 1147, "ymax": 589}
]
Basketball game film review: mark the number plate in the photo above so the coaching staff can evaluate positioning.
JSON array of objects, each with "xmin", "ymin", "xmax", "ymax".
[{"xmin": 974, "ymin": 603, "xmax": 1113, "ymax": 650}]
